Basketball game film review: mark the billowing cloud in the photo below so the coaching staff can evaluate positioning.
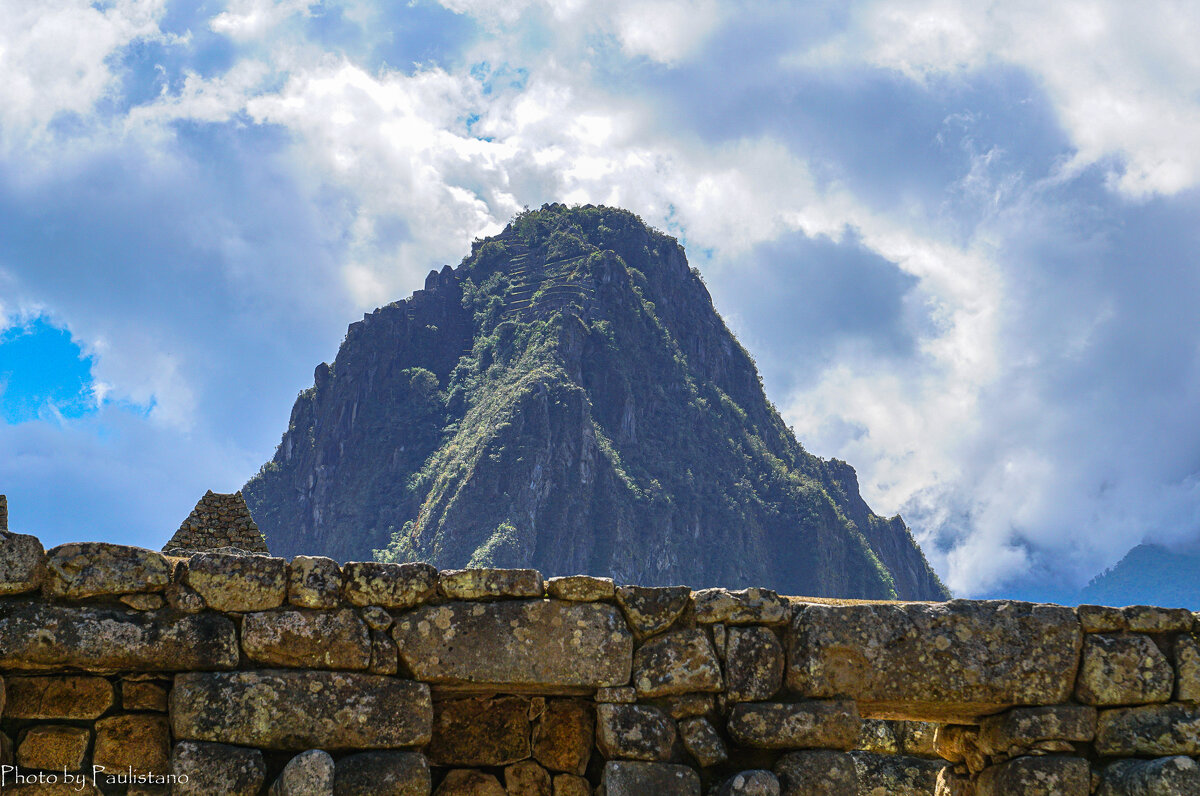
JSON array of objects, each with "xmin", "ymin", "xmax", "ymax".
[{"xmin": 1, "ymin": 0, "xmax": 1199, "ymax": 600}]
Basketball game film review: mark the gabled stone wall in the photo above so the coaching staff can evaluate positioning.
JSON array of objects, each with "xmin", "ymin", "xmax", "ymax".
[
  {"xmin": 163, "ymin": 491, "xmax": 268, "ymax": 555},
  {"xmin": 0, "ymin": 533, "xmax": 1197, "ymax": 795}
]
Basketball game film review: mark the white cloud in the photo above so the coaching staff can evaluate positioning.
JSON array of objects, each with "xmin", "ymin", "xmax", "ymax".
[
  {"xmin": 797, "ymin": 0, "xmax": 1200, "ymax": 197},
  {"xmin": 210, "ymin": 0, "xmax": 316, "ymax": 40}
]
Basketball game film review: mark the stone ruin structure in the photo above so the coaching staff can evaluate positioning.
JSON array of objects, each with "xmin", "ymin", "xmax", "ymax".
[
  {"xmin": 162, "ymin": 490, "xmax": 268, "ymax": 556},
  {"xmin": 0, "ymin": 494, "xmax": 7, "ymax": 531},
  {"xmin": 0, "ymin": 532, "xmax": 1198, "ymax": 794}
]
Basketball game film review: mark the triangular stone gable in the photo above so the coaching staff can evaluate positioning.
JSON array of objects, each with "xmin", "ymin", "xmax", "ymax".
[{"xmin": 164, "ymin": 490, "xmax": 269, "ymax": 554}]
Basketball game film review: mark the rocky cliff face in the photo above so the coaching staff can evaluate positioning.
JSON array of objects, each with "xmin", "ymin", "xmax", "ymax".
[{"xmin": 244, "ymin": 205, "xmax": 948, "ymax": 600}]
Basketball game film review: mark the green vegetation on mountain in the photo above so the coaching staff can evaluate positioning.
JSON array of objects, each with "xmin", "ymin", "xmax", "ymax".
[
  {"xmin": 245, "ymin": 204, "xmax": 948, "ymax": 599},
  {"xmin": 1080, "ymin": 543, "xmax": 1200, "ymax": 609}
]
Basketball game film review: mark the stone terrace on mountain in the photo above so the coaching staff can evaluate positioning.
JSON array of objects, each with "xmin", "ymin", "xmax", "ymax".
[{"xmin": 0, "ymin": 529, "xmax": 1198, "ymax": 794}]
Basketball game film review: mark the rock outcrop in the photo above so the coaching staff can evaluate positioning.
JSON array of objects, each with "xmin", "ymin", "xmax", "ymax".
[{"xmin": 244, "ymin": 204, "xmax": 947, "ymax": 601}]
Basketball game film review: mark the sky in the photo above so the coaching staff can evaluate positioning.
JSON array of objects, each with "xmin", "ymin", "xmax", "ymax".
[{"xmin": 2, "ymin": 0, "xmax": 1199, "ymax": 601}]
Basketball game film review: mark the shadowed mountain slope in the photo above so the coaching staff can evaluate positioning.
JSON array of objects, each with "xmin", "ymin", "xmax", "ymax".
[{"xmin": 245, "ymin": 204, "xmax": 948, "ymax": 600}]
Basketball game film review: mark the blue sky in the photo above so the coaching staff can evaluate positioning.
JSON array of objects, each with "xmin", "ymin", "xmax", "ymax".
[{"xmin": 2, "ymin": 0, "xmax": 1199, "ymax": 599}]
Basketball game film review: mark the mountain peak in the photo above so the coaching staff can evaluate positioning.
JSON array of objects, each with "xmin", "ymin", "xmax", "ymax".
[{"xmin": 245, "ymin": 204, "xmax": 948, "ymax": 600}]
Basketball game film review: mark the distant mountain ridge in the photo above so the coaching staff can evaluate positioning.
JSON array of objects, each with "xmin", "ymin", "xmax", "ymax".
[
  {"xmin": 244, "ymin": 204, "xmax": 948, "ymax": 600},
  {"xmin": 1079, "ymin": 543, "xmax": 1200, "ymax": 609}
]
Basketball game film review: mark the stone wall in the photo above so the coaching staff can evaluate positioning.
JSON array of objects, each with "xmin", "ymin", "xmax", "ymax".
[
  {"xmin": 162, "ymin": 491, "xmax": 268, "ymax": 555},
  {"xmin": 0, "ymin": 533, "xmax": 1197, "ymax": 795},
  {"xmin": 0, "ymin": 494, "xmax": 7, "ymax": 531}
]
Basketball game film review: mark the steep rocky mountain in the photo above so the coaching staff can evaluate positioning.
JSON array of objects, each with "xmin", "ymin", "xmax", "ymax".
[{"xmin": 245, "ymin": 205, "xmax": 948, "ymax": 600}]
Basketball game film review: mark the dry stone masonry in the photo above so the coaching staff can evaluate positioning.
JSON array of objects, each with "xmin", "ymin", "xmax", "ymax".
[
  {"xmin": 0, "ymin": 535, "xmax": 1198, "ymax": 794},
  {"xmin": 163, "ymin": 490, "xmax": 268, "ymax": 556}
]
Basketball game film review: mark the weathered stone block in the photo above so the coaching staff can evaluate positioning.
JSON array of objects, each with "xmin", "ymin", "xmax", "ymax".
[
  {"xmin": 343, "ymin": 561, "xmax": 438, "ymax": 609},
  {"xmin": 595, "ymin": 703, "xmax": 676, "ymax": 761},
  {"xmin": 5, "ymin": 675, "xmax": 113, "ymax": 718},
  {"xmin": 270, "ymin": 749, "xmax": 335, "ymax": 796},
  {"xmin": 896, "ymin": 720, "xmax": 938, "ymax": 757},
  {"xmin": 435, "ymin": 770, "xmax": 505, "ymax": 795},
  {"xmin": 16, "ymin": 725, "xmax": 89, "ymax": 770},
  {"xmin": 1095, "ymin": 703, "xmax": 1200, "ymax": 755},
  {"xmin": 43, "ymin": 542, "xmax": 170, "ymax": 600},
  {"xmin": 856, "ymin": 718, "xmax": 900, "ymax": 755},
  {"xmin": 728, "ymin": 700, "xmax": 860, "ymax": 750},
  {"xmin": 120, "ymin": 593, "xmax": 165, "ymax": 610},
  {"xmin": 633, "ymin": 628, "xmax": 722, "ymax": 697},
  {"xmin": 933, "ymin": 725, "xmax": 985, "ymax": 773},
  {"xmin": 440, "ymin": 568, "xmax": 542, "ymax": 599},
  {"xmin": 0, "ymin": 602, "xmax": 237, "ymax": 671},
  {"xmin": 172, "ymin": 741, "xmax": 266, "ymax": 796},
  {"xmin": 394, "ymin": 599, "xmax": 632, "ymax": 688},
  {"xmin": 1123, "ymin": 605, "xmax": 1194, "ymax": 633},
  {"xmin": 1175, "ymin": 633, "xmax": 1200, "ymax": 702},
  {"xmin": 0, "ymin": 530, "xmax": 45, "ymax": 595},
  {"xmin": 1078, "ymin": 604, "xmax": 1126, "ymax": 632},
  {"xmin": 773, "ymin": 751, "xmax": 857, "ymax": 796},
  {"xmin": 94, "ymin": 714, "xmax": 171, "ymax": 776},
  {"xmin": 122, "ymin": 679, "xmax": 169, "ymax": 712},
  {"xmin": 596, "ymin": 686, "xmax": 636, "ymax": 703},
  {"xmin": 974, "ymin": 755, "xmax": 1090, "ymax": 796},
  {"xmin": 678, "ymin": 716, "xmax": 728, "ymax": 767},
  {"xmin": 851, "ymin": 751, "xmax": 946, "ymax": 796},
  {"xmin": 651, "ymin": 693, "xmax": 715, "ymax": 719},
  {"xmin": 333, "ymin": 751, "xmax": 430, "ymax": 796},
  {"xmin": 532, "ymin": 699, "xmax": 593, "ymax": 775},
  {"xmin": 599, "ymin": 761, "xmax": 701, "ymax": 796},
  {"xmin": 505, "ymin": 760, "xmax": 552, "ymax": 796},
  {"xmin": 718, "ymin": 770, "xmax": 780, "ymax": 796},
  {"xmin": 787, "ymin": 600, "xmax": 1082, "ymax": 722},
  {"xmin": 1075, "ymin": 632, "xmax": 1173, "ymax": 705},
  {"xmin": 171, "ymin": 670, "xmax": 432, "ymax": 750},
  {"xmin": 242, "ymin": 608, "xmax": 371, "ymax": 670},
  {"xmin": 935, "ymin": 768, "xmax": 972, "ymax": 796},
  {"xmin": 726, "ymin": 626, "xmax": 783, "ymax": 702},
  {"xmin": 547, "ymin": 575, "xmax": 614, "ymax": 601},
  {"xmin": 692, "ymin": 587, "xmax": 790, "ymax": 625},
  {"xmin": 288, "ymin": 555, "xmax": 343, "ymax": 609},
  {"xmin": 614, "ymin": 585, "xmax": 690, "ymax": 639},
  {"xmin": 1096, "ymin": 756, "xmax": 1200, "ymax": 796},
  {"xmin": 370, "ymin": 628, "xmax": 399, "ymax": 675},
  {"xmin": 184, "ymin": 553, "xmax": 287, "ymax": 612},
  {"xmin": 979, "ymin": 705, "xmax": 1096, "ymax": 756},
  {"xmin": 427, "ymin": 696, "xmax": 530, "ymax": 766},
  {"xmin": 551, "ymin": 774, "xmax": 590, "ymax": 796}
]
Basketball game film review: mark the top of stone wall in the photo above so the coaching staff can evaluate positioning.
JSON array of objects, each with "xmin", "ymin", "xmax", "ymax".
[{"xmin": 163, "ymin": 490, "xmax": 268, "ymax": 555}]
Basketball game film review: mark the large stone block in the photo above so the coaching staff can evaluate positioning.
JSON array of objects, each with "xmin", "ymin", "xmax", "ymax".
[
  {"xmin": 598, "ymin": 762, "xmax": 701, "ymax": 796},
  {"xmin": 343, "ymin": 561, "xmax": 438, "ymax": 609},
  {"xmin": 394, "ymin": 599, "xmax": 632, "ymax": 689},
  {"xmin": 242, "ymin": 608, "xmax": 371, "ymax": 670},
  {"xmin": 16, "ymin": 725, "xmax": 90, "ymax": 771},
  {"xmin": 692, "ymin": 588, "xmax": 790, "ymax": 625},
  {"xmin": 773, "ymin": 751, "xmax": 857, "ymax": 796},
  {"xmin": 1096, "ymin": 756, "xmax": 1200, "ymax": 796},
  {"xmin": 4, "ymin": 675, "xmax": 113, "ymax": 718},
  {"xmin": 633, "ymin": 629, "xmax": 722, "ymax": 697},
  {"xmin": 1174, "ymin": 634, "xmax": 1200, "ymax": 702},
  {"xmin": 0, "ymin": 530, "xmax": 45, "ymax": 595},
  {"xmin": 595, "ymin": 704, "xmax": 676, "ymax": 761},
  {"xmin": 1095, "ymin": 703, "xmax": 1200, "ymax": 755},
  {"xmin": 288, "ymin": 556, "xmax": 343, "ymax": 609},
  {"xmin": 43, "ymin": 542, "xmax": 170, "ymax": 600},
  {"xmin": 171, "ymin": 741, "xmax": 266, "ymax": 796},
  {"xmin": 184, "ymin": 553, "xmax": 287, "ymax": 612},
  {"xmin": 93, "ymin": 714, "xmax": 171, "ymax": 777},
  {"xmin": 333, "ymin": 751, "xmax": 430, "ymax": 796},
  {"xmin": 786, "ymin": 600, "xmax": 1082, "ymax": 722},
  {"xmin": 1075, "ymin": 632, "xmax": 1173, "ymax": 705},
  {"xmin": 728, "ymin": 700, "xmax": 859, "ymax": 750},
  {"xmin": 435, "ymin": 770, "xmax": 505, "ymax": 795},
  {"xmin": 614, "ymin": 585, "xmax": 690, "ymax": 639},
  {"xmin": 678, "ymin": 717, "xmax": 728, "ymax": 768},
  {"xmin": 269, "ymin": 749, "xmax": 335, "ymax": 796},
  {"xmin": 979, "ymin": 705, "xmax": 1096, "ymax": 756},
  {"xmin": 504, "ymin": 761, "xmax": 552, "ymax": 796},
  {"xmin": 974, "ymin": 755, "xmax": 1090, "ymax": 796},
  {"xmin": 427, "ymin": 696, "xmax": 531, "ymax": 767},
  {"xmin": 547, "ymin": 575, "xmax": 614, "ymax": 602},
  {"xmin": 171, "ymin": 670, "xmax": 432, "ymax": 750},
  {"xmin": 725, "ymin": 626, "xmax": 784, "ymax": 702},
  {"xmin": 0, "ymin": 601, "xmax": 237, "ymax": 671},
  {"xmin": 439, "ymin": 568, "xmax": 543, "ymax": 599},
  {"xmin": 851, "ymin": 752, "xmax": 946, "ymax": 796},
  {"xmin": 718, "ymin": 770, "xmax": 780, "ymax": 796},
  {"xmin": 532, "ymin": 699, "xmax": 593, "ymax": 775}
]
